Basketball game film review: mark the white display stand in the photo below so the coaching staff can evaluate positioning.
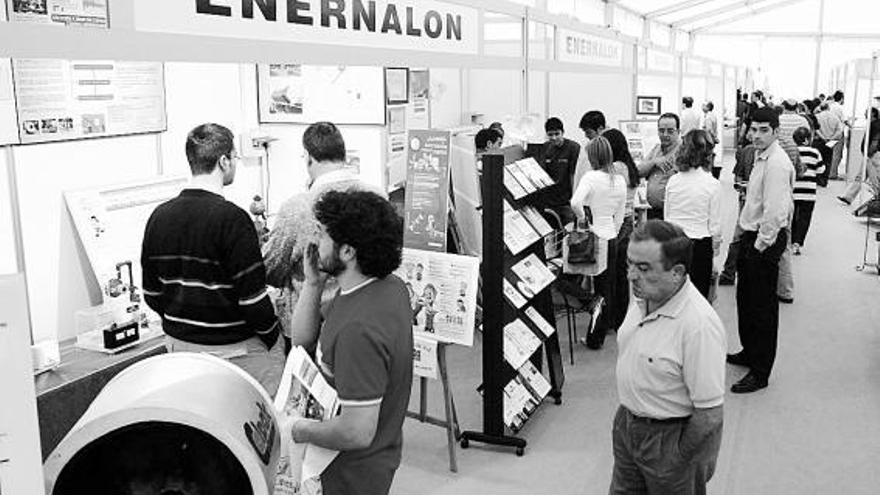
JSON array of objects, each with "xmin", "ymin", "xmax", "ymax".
[{"xmin": 0, "ymin": 274, "xmax": 45, "ymax": 495}]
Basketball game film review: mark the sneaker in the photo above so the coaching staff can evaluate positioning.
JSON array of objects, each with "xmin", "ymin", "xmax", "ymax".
[
  {"xmin": 792, "ymin": 244, "xmax": 801, "ymax": 255},
  {"xmin": 837, "ymin": 196, "xmax": 852, "ymax": 206},
  {"xmin": 731, "ymin": 373, "xmax": 768, "ymax": 393}
]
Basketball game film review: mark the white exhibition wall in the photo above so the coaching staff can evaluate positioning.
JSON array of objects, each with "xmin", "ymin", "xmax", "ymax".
[
  {"xmin": 549, "ymin": 71, "xmax": 634, "ymax": 137},
  {"xmin": 0, "ymin": 151, "xmax": 17, "ymax": 275},
  {"xmin": 682, "ymin": 76, "xmax": 708, "ymax": 105},
  {"xmin": 637, "ymin": 74, "xmax": 679, "ymax": 117},
  {"xmin": 468, "ymin": 69, "xmax": 524, "ymax": 125}
]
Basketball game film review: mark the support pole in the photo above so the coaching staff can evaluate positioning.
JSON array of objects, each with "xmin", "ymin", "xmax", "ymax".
[{"xmin": 812, "ymin": 0, "xmax": 826, "ymax": 97}]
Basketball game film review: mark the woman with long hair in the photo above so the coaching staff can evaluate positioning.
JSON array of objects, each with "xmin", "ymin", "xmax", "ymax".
[
  {"xmin": 664, "ymin": 130, "xmax": 722, "ymax": 298},
  {"xmin": 602, "ymin": 129, "xmax": 639, "ymax": 329},
  {"xmin": 570, "ymin": 136, "xmax": 627, "ymax": 349}
]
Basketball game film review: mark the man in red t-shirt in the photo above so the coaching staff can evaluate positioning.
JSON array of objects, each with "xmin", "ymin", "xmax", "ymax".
[{"xmin": 288, "ymin": 190, "xmax": 413, "ymax": 495}]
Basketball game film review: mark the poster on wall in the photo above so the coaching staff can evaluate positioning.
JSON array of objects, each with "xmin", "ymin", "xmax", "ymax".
[
  {"xmin": 407, "ymin": 69, "xmax": 431, "ymax": 130},
  {"xmin": 257, "ymin": 64, "xmax": 385, "ymax": 125},
  {"xmin": 0, "ymin": 59, "xmax": 19, "ymax": 145},
  {"xmin": 403, "ymin": 130, "xmax": 451, "ymax": 252},
  {"xmin": 636, "ymin": 96, "xmax": 662, "ymax": 116},
  {"xmin": 64, "ymin": 176, "xmax": 188, "ymax": 305},
  {"xmin": 385, "ymin": 67, "xmax": 409, "ymax": 105},
  {"xmin": 620, "ymin": 120, "xmax": 660, "ymax": 163},
  {"xmin": 395, "ymin": 248, "xmax": 479, "ymax": 347},
  {"xmin": 13, "ymin": 59, "xmax": 167, "ymax": 144},
  {"xmin": 8, "ymin": 0, "xmax": 108, "ymax": 27}
]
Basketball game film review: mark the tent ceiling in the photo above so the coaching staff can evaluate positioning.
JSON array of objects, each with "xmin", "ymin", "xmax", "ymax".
[{"xmin": 619, "ymin": 0, "xmax": 813, "ymax": 32}]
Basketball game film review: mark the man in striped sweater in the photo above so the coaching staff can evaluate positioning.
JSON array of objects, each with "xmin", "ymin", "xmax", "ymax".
[
  {"xmin": 141, "ymin": 123, "xmax": 283, "ymax": 393},
  {"xmin": 792, "ymin": 127, "xmax": 825, "ymax": 255}
]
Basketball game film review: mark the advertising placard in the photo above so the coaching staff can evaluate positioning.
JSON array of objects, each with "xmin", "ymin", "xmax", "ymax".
[{"xmin": 403, "ymin": 130, "xmax": 451, "ymax": 251}]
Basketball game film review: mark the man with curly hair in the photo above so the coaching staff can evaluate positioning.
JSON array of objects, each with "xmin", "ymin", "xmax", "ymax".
[{"xmin": 288, "ymin": 190, "xmax": 413, "ymax": 495}]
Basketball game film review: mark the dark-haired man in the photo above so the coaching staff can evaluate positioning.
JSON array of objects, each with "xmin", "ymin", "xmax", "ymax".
[
  {"xmin": 289, "ymin": 190, "xmax": 413, "ymax": 495},
  {"xmin": 264, "ymin": 121, "xmax": 384, "ymax": 353},
  {"xmin": 141, "ymin": 123, "xmax": 282, "ymax": 393},
  {"xmin": 611, "ymin": 220, "xmax": 725, "ymax": 494},
  {"xmin": 538, "ymin": 117, "xmax": 581, "ymax": 226},
  {"xmin": 728, "ymin": 107, "xmax": 794, "ymax": 393},
  {"xmin": 475, "ymin": 128, "xmax": 503, "ymax": 156},
  {"xmin": 681, "ymin": 96, "xmax": 702, "ymax": 135},
  {"xmin": 574, "ymin": 110, "xmax": 607, "ymax": 188},
  {"xmin": 638, "ymin": 113, "xmax": 682, "ymax": 220}
]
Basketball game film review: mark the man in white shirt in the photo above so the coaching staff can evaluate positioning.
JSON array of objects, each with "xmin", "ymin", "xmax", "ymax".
[
  {"xmin": 611, "ymin": 220, "xmax": 725, "ymax": 494},
  {"xmin": 728, "ymin": 108, "xmax": 795, "ymax": 393},
  {"xmin": 828, "ymin": 91, "xmax": 848, "ymax": 180},
  {"xmin": 680, "ymin": 97, "xmax": 703, "ymax": 136},
  {"xmin": 815, "ymin": 102, "xmax": 843, "ymax": 186}
]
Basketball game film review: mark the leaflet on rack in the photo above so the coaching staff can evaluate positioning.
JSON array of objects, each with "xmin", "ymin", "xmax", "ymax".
[
  {"xmin": 504, "ymin": 375, "xmax": 539, "ymax": 432},
  {"xmin": 524, "ymin": 306, "xmax": 556, "ymax": 338},
  {"xmin": 503, "ymin": 167, "xmax": 528, "ymax": 200},
  {"xmin": 506, "ymin": 161, "xmax": 538, "ymax": 194},
  {"xmin": 510, "ymin": 254, "xmax": 556, "ymax": 298},
  {"xmin": 518, "ymin": 361, "xmax": 552, "ymax": 401},
  {"xmin": 514, "ymin": 158, "xmax": 555, "ymax": 189},
  {"xmin": 503, "ymin": 200, "xmax": 540, "ymax": 255},
  {"xmin": 273, "ymin": 346, "xmax": 340, "ymax": 495},
  {"xmin": 503, "ymin": 278, "xmax": 528, "ymax": 309},
  {"xmin": 520, "ymin": 206, "xmax": 554, "ymax": 237},
  {"xmin": 503, "ymin": 319, "xmax": 542, "ymax": 370}
]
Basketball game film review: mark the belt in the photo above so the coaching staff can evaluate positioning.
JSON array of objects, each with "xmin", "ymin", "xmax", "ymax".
[{"xmin": 624, "ymin": 407, "xmax": 690, "ymax": 425}]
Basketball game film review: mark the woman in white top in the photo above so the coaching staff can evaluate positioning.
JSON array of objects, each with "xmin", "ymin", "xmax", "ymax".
[
  {"xmin": 570, "ymin": 136, "xmax": 627, "ymax": 349},
  {"xmin": 664, "ymin": 129, "xmax": 722, "ymax": 299}
]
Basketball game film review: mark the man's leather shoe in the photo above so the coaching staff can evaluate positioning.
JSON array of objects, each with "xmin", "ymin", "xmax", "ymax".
[
  {"xmin": 731, "ymin": 373, "xmax": 768, "ymax": 393},
  {"xmin": 778, "ymin": 296, "xmax": 794, "ymax": 304},
  {"xmin": 718, "ymin": 275, "xmax": 735, "ymax": 286},
  {"xmin": 726, "ymin": 352, "xmax": 750, "ymax": 366}
]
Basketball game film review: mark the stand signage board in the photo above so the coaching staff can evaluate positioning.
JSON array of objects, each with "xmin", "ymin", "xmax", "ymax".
[
  {"xmin": 13, "ymin": 59, "xmax": 167, "ymax": 144},
  {"xmin": 403, "ymin": 129, "xmax": 451, "ymax": 251},
  {"xmin": 556, "ymin": 28, "xmax": 624, "ymax": 68},
  {"xmin": 7, "ymin": 0, "xmax": 109, "ymax": 28},
  {"xmin": 135, "ymin": 0, "xmax": 479, "ymax": 55}
]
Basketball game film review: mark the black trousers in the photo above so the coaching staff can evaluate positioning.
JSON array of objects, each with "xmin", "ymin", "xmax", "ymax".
[
  {"xmin": 589, "ymin": 237, "xmax": 619, "ymax": 346},
  {"xmin": 791, "ymin": 200, "xmax": 815, "ymax": 246},
  {"xmin": 612, "ymin": 217, "xmax": 634, "ymax": 328},
  {"xmin": 690, "ymin": 237, "xmax": 714, "ymax": 299},
  {"xmin": 736, "ymin": 229, "xmax": 788, "ymax": 380},
  {"xmin": 814, "ymin": 138, "xmax": 833, "ymax": 186},
  {"xmin": 646, "ymin": 208, "xmax": 664, "ymax": 221}
]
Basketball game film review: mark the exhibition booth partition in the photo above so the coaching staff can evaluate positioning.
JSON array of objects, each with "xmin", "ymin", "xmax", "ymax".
[
  {"xmin": 0, "ymin": 0, "xmax": 740, "ymax": 491},
  {"xmin": 827, "ymin": 56, "xmax": 880, "ymax": 178}
]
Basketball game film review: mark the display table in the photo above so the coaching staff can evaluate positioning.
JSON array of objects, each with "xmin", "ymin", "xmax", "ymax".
[{"xmin": 34, "ymin": 336, "xmax": 167, "ymax": 460}]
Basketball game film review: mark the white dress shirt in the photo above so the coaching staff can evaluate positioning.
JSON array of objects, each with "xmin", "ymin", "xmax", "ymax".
[
  {"xmin": 681, "ymin": 108, "xmax": 703, "ymax": 136},
  {"xmin": 738, "ymin": 140, "xmax": 795, "ymax": 251},
  {"xmin": 570, "ymin": 170, "xmax": 626, "ymax": 240},
  {"xmin": 616, "ymin": 280, "xmax": 727, "ymax": 419},
  {"xmin": 664, "ymin": 168, "xmax": 722, "ymax": 241}
]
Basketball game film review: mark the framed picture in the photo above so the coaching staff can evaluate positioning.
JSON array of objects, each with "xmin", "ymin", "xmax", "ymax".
[
  {"xmin": 385, "ymin": 67, "xmax": 409, "ymax": 105},
  {"xmin": 636, "ymin": 96, "xmax": 661, "ymax": 116}
]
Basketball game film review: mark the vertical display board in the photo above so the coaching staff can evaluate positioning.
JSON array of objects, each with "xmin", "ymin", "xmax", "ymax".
[
  {"xmin": 257, "ymin": 64, "xmax": 385, "ymax": 125},
  {"xmin": 619, "ymin": 120, "xmax": 660, "ymax": 162},
  {"xmin": 12, "ymin": 59, "xmax": 167, "ymax": 144},
  {"xmin": 387, "ymin": 68, "xmax": 432, "ymax": 188},
  {"xmin": 0, "ymin": 58, "xmax": 18, "ymax": 145},
  {"xmin": 403, "ymin": 130, "xmax": 451, "ymax": 251}
]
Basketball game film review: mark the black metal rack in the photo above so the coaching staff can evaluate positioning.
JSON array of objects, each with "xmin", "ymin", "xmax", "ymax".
[{"xmin": 460, "ymin": 146, "xmax": 565, "ymax": 457}]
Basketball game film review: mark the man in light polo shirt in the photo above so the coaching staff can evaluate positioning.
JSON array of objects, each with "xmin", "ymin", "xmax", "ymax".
[
  {"xmin": 288, "ymin": 189, "xmax": 413, "ymax": 495},
  {"xmin": 611, "ymin": 220, "xmax": 726, "ymax": 494}
]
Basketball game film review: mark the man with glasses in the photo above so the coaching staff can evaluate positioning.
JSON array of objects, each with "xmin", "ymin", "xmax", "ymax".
[
  {"xmin": 141, "ymin": 123, "xmax": 283, "ymax": 393},
  {"xmin": 638, "ymin": 113, "xmax": 682, "ymax": 220}
]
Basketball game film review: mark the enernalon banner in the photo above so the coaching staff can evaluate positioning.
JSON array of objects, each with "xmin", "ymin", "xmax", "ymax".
[
  {"xmin": 556, "ymin": 28, "xmax": 624, "ymax": 68},
  {"xmin": 135, "ymin": 0, "xmax": 479, "ymax": 55}
]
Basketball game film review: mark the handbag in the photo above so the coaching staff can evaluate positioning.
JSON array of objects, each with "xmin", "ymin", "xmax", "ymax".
[{"xmin": 567, "ymin": 208, "xmax": 597, "ymax": 264}]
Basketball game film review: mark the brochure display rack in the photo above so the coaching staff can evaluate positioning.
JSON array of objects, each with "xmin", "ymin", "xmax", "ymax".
[{"xmin": 460, "ymin": 146, "xmax": 565, "ymax": 457}]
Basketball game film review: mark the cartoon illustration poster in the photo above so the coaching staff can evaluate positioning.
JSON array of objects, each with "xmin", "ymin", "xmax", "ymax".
[
  {"xmin": 395, "ymin": 248, "xmax": 479, "ymax": 347},
  {"xmin": 403, "ymin": 130, "xmax": 451, "ymax": 252}
]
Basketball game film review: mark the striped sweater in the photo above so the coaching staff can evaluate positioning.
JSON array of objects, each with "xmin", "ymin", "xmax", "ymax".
[
  {"xmin": 141, "ymin": 189, "xmax": 279, "ymax": 347},
  {"xmin": 794, "ymin": 146, "xmax": 825, "ymax": 202}
]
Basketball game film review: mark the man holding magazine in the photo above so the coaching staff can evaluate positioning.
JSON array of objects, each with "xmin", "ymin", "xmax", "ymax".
[{"xmin": 288, "ymin": 189, "xmax": 413, "ymax": 495}]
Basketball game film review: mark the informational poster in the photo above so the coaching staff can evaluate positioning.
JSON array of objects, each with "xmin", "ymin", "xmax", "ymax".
[
  {"xmin": 13, "ymin": 59, "xmax": 167, "ymax": 144},
  {"xmin": 385, "ymin": 67, "xmax": 409, "ymax": 104},
  {"xmin": 395, "ymin": 248, "xmax": 479, "ymax": 347},
  {"xmin": 257, "ymin": 64, "xmax": 385, "ymax": 125},
  {"xmin": 403, "ymin": 130, "xmax": 451, "ymax": 251},
  {"xmin": 0, "ymin": 58, "xmax": 19, "ymax": 145},
  {"xmin": 412, "ymin": 335, "xmax": 439, "ymax": 379},
  {"xmin": 620, "ymin": 120, "xmax": 661, "ymax": 163},
  {"xmin": 8, "ymin": 0, "xmax": 108, "ymax": 27},
  {"xmin": 64, "ymin": 176, "xmax": 188, "ymax": 304},
  {"xmin": 407, "ymin": 69, "xmax": 431, "ymax": 129}
]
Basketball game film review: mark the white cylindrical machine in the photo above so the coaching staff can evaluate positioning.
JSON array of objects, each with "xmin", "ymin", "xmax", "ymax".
[{"xmin": 43, "ymin": 352, "xmax": 282, "ymax": 495}]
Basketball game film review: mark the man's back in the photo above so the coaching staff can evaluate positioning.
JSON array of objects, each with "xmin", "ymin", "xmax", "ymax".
[
  {"xmin": 681, "ymin": 108, "xmax": 702, "ymax": 135},
  {"xmin": 141, "ymin": 189, "xmax": 277, "ymax": 346},
  {"xmin": 319, "ymin": 275, "xmax": 414, "ymax": 495}
]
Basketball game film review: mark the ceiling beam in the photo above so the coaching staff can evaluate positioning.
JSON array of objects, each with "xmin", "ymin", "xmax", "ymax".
[
  {"xmin": 645, "ymin": 0, "xmax": 717, "ymax": 20},
  {"xmin": 673, "ymin": 0, "xmax": 777, "ymax": 28},
  {"xmin": 696, "ymin": 31, "xmax": 880, "ymax": 40},
  {"xmin": 691, "ymin": 0, "xmax": 810, "ymax": 33}
]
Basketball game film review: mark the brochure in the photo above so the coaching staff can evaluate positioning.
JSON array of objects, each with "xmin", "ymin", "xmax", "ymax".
[
  {"xmin": 503, "ymin": 167, "xmax": 528, "ymax": 200},
  {"xmin": 510, "ymin": 254, "xmax": 556, "ymax": 298},
  {"xmin": 514, "ymin": 157, "xmax": 555, "ymax": 189},
  {"xmin": 518, "ymin": 361, "xmax": 552, "ymax": 401},
  {"xmin": 524, "ymin": 306, "xmax": 556, "ymax": 338},
  {"xmin": 503, "ymin": 200, "xmax": 541, "ymax": 255},
  {"xmin": 503, "ymin": 278, "xmax": 528, "ymax": 309},
  {"xmin": 503, "ymin": 319, "xmax": 541, "ymax": 370}
]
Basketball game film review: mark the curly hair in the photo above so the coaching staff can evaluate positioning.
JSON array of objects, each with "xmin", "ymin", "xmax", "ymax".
[
  {"xmin": 314, "ymin": 190, "xmax": 403, "ymax": 279},
  {"xmin": 677, "ymin": 129, "xmax": 715, "ymax": 172}
]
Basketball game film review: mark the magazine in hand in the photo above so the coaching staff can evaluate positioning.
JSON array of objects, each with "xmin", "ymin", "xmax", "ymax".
[{"xmin": 273, "ymin": 346, "xmax": 341, "ymax": 495}]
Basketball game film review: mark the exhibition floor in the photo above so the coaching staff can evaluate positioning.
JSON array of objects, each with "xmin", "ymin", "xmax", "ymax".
[{"xmin": 392, "ymin": 157, "xmax": 880, "ymax": 495}]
